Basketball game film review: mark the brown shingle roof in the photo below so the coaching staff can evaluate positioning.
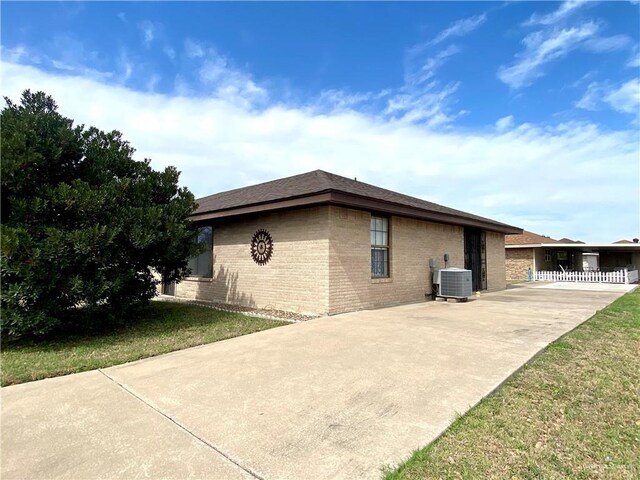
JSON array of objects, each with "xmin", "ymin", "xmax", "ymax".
[
  {"xmin": 558, "ymin": 237, "xmax": 584, "ymax": 244},
  {"xmin": 192, "ymin": 170, "xmax": 521, "ymax": 234},
  {"xmin": 506, "ymin": 230, "xmax": 559, "ymax": 246}
]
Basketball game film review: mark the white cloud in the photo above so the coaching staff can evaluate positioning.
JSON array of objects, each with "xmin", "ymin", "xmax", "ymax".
[
  {"xmin": 428, "ymin": 13, "xmax": 487, "ymax": 46},
  {"xmin": 117, "ymin": 12, "xmax": 127, "ymax": 23},
  {"xmin": 2, "ymin": 61, "xmax": 637, "ymax": 242},
  {"xmin": 576, "ymin": 82, "xmax": 601, "ymax": 110},
  {"xmin": 46, "ymin": 59, "xmax": 112, "ymax": 82},
  {"xmin": 138, "ymin": 20, "xmax": 156, "ymax": 48},
  {"xmin": 405, "ymin": 44, "xmax": 460, "ymax": 88},
  {"xmin": 604, "ymin": 79, "xmax": 640, "ymax": 114},
  {"xmin": 583, "ymin": 34, "xmax": 632, "ymax": 53},
  {"xmin": 191, "ymin": 45, "xmax": 266, "ymax": 108},
  {"xmin": 1, "ymin": 37, "xmax": 119, "ymax": 83},
  {"xmin": 1, "ymin": 45, "xmax": 30, "ymax": 63},
  {"xmin": 116, "ymin": 49, "xmax": 133, "ymax": 84},
  {"xmin": 84, "ymin": 38, "xmax": 264, "ymax": 107},
  {"xmin": 377, "ymin": 43, "xmax": 465, "ymax": 126},
  {"xmin": 495, "ymin": 115, "xmax": 515, "ymax": 131},
  {"xmin": 164, "ymin": 46, "xmax": 176, "ymax": 61},
  {"xmin": 385, "ymin": 81, "xmax": 461, "ymax": 126},
  {"xmin": 314, "ymin": 89, "xmax": 377, "ymax": 112},
  {"xmin": 505, "ymin": 2, "xmax": 633, "ymax": 90},
  {"xmin": 312, "ymin": 43, "xmax": 462, "ymax": 124},
  {"xmin": 628, "ymin": 45, "xmax": 640, "ymax": 67},
  {"xmin": 498, "ymin": 22, "xmax": 599, "ymax": 89},
  {"xmin": 146, "ymin": 74, "xmax": 161, "ymax": 92},
  {"xmin": 523, "ymin": 0, "xmax": 588, "ymax": 26},
  {"xmin": 184, "ymin": 38, "xmax": 205, "ymax": 59},
  {"xmin": 577, "ymin": 79, "xmax": 640, "ymax": 115}
]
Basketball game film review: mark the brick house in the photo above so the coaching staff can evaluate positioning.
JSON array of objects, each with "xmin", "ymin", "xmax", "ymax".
[
  {"xmin": 505, "ymin": 231, "xmax": 560, "ymax": 281},
  {"xmin": 506, "ymin": 230, "xmax": 640, "ymax": 282},
  {"xmin": 163, "ymin": 170, "xmax": 522, "ymax": 315}
]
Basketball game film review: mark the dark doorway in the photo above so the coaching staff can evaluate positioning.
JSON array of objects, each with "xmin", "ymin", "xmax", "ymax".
[
  {"xmin": 162, "ymin": 278, "xmax": 176, "ymax": 296},
  {"xmin": 464, "ymin": 228, "xmax": 487, "ymax": 291}
]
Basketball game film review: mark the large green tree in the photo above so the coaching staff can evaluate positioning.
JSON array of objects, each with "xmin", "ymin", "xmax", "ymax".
[{"xmin": 1, "ymin": 90, "xmax": 200, "ymax": 338}]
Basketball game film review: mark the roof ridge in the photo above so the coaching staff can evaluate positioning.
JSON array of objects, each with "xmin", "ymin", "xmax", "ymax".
[
  {"xmin": 312, "ymin": 169, "xmax": 336, "ymax": 190},
  {"xmin": 196, "ymin": 169, "xmax": 325, "ymax": 202}
]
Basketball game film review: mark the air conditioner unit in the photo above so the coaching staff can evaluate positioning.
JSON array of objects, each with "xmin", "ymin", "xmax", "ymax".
[{"xmin": 434, "ymin": 267, "xmax": 472, "ymax": 299}]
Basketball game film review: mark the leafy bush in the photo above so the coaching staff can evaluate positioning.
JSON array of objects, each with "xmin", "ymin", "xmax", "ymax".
[{"xmin": 1, "ymin": 90, "xmax": 200, "ymax": 338}]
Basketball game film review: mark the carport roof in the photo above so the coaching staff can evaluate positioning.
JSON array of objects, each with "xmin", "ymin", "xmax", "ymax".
[
  {"xmin": 506, "ymin": 230, "xmax": 640, "ymax": 251},
  {"xmin": 190, "ymin": 170, "xmax": 522, "ymax": 234},
  {"xmin": 507, "ymin": 243, "xmax": 640, "ymax": 252}
]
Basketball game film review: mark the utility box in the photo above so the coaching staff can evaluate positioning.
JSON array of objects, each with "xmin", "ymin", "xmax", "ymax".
[{"xmin": 437, "ymin": 267, "xmax": 472, "ymax": 299}]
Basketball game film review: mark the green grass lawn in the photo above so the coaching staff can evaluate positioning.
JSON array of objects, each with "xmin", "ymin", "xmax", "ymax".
[
  {"xmin": 1, "ymin": 301, "xmax": 288, "ymax": 386},
  {"xmin": 386, "ymin": 288, "xmax": 640, "ymax": 480}
]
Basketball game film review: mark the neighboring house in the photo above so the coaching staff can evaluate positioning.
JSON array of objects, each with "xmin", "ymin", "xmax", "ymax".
[
  {"xmin": 505, "ymin": 231, "xmax": 559, "ymax": 281},
  {"xmin": 557, "ymin": 237, "xmax": 584, "ymax": 244},
  {"xmin": 505, "ymin": 230, "xmax": 640, "ymax": 282},
  {"xmin": 162, "ymin": 170, "xmax": 521, "ymax": 316}
]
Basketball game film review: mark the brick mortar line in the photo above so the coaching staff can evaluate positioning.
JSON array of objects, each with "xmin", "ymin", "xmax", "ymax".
[{"xmin": 97, "ymin": 369, "xmax": 266, "ymax": 480}]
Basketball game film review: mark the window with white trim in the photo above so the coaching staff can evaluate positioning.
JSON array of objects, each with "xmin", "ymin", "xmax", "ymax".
[{"xmin": 371, "ymin": 216, "xmax": 389, "ymax": 278}]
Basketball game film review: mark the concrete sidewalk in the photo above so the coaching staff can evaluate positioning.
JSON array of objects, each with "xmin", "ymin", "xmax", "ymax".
[
  {"xmin": 1, "ymin": 370, "xmax": 253, "ymax": 479},
  {"xmin": 1, "ymin": 285, "xmax": 630, "ymax": 479},
  {"xmin": 531, "ymin": 280, "xmax": 637, "ymax": 293}
]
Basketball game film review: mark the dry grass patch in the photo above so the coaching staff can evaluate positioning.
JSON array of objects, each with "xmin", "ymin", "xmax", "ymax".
[
  {"xmin": 1, "ymin": 301, "xmax": 288, "ymax": 386},
  {"xmin": 385, "ymin": 288, "xmax": 640, "ymax": 480}
]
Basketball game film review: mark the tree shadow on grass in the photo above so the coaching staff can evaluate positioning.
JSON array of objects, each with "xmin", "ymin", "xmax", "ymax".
[{"xmin": 1, "ymin": 301, "xmax": 247, "ymax": 352}]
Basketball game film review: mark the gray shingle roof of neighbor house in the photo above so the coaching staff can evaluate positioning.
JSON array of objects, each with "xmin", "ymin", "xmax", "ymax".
[{"xmin": 191, "ymin": 169, "xmax": 523, "ymax": 234}]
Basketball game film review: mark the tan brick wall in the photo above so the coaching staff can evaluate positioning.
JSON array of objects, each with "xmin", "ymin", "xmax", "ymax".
[
  {"xmin": 505, "ymin": 248, "xmax": 534, "ymax": 281},
  {"xmin": 328, "ymin": 206, "xmax": 465, "ymax": 314},
  {"xmin": 486, "ymin": 231, "xmax": 506, "ymax": 291},
  {"xmin": 327, "ymin": 207, "xmax": 373, "ymax": 313},
  {"xmin": 169, "ymin": 205, "xmax": 508, "ymax": 315},
  {"xmin": 173, "ymin": 207, "xmax": 330, "ymax": 315}
]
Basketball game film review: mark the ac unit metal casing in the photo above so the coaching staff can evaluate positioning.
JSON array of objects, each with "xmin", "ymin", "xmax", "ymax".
[{"xmin": 437, "ymin": 267, "xmax": 472, "ymax": 299}]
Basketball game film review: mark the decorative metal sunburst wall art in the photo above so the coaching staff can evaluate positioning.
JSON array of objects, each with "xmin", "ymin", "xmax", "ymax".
[{"xmin": 250, "ymin": 229, "xmax": 274, "ymax": 265}]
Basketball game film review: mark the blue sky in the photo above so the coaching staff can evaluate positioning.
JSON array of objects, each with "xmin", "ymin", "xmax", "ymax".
[{"xmin": 2, "ymin": 1, "xmax": 639, "ymax": 242}]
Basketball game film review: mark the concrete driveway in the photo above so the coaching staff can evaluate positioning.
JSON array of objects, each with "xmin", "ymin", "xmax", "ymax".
[{"xmin": 2, "ymin": 284, "xmax": 631, "ymax": 479}]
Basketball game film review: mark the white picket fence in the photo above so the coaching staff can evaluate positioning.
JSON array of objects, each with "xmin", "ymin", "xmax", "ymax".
[{"xmin": 534, "ymin": 269, "xmax": 638, "ymax": 284}]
